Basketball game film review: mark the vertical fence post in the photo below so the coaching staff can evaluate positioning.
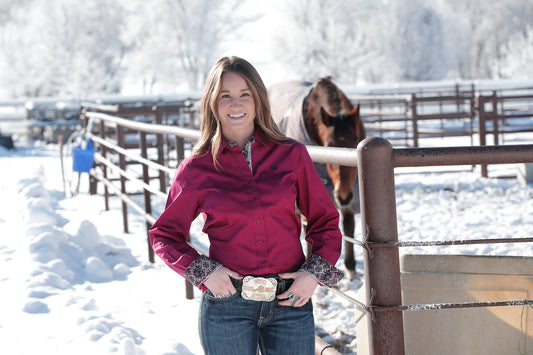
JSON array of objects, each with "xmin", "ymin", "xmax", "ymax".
[
  {"xmin": 491, "ymin": 91, "xmax": 500, "ymax": 146},
  {"xmin": 154, "ymin": 107, "xmax": 167, "ymax": 189},
  {"xmin": 411, "ymin": 94, "xmax": 419, "ymax": 148},
  {"xmin": 177, "ymin": 136, "xmax": 185, "ymax": 162},
  {"xmin": 477, "ymin": 95, "xmax": 489, "ymax": 177},
  {"xmin": 100, "ymin": 119, "xmax": 110, "ymax": 210},
  {"xmin": 116, "ymin": 125, "xmax": 129, "ymax": 233},
  {"xmin": 358, "ymin": 137, "xmax": 405, "ymax": 354},
  {"xmin": 469, "ymin": 88, "xmax": 476, "ymax": 147},
  {"xmin": 139, "ymin": 131, "xmax": 155, "ymax": 263}
]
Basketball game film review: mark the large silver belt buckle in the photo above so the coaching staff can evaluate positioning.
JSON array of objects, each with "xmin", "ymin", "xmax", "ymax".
[{"xmin": 241, "ymin": 276, "xmax": 277, "ymax": 302}]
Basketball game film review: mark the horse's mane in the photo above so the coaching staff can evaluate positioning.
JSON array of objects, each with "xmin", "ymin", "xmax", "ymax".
[{"xmin": 311, "ymin": 77, "xmax": 352, "ymax": 115}]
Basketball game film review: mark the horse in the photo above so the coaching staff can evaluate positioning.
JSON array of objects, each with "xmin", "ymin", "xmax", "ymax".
[{"xmin": 268, "ymin": 78, "xmax": 365, "ymax": 280}]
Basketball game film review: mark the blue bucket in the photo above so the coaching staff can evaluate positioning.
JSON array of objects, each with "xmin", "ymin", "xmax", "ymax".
[{"xmin": 72, "ymin": 141, "xmax": 95, "ymax": 173}]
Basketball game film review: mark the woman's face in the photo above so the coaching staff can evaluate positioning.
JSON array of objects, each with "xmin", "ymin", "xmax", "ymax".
[{"xmin": 216, "ymin": 72, "xmax": 256, "ymax": 142}]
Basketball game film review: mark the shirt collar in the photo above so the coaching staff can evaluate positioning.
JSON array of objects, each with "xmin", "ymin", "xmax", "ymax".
[
  {"xmin": 221, "ymin": 128, "xmax": 268, "ymax": 150},
  {"xmin": 226, "ymin": 137, "xmax": 256, "ymax": 149}
]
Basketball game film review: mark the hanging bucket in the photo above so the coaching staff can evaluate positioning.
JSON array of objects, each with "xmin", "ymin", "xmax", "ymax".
[{"xmin": 72, "ymin": 140, "xmax": 95, "ymax": 173}]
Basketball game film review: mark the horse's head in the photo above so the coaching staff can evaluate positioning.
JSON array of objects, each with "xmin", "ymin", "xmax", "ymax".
[{"xmin": 318, "ymin": 105, "xmax": 364, "ymax": 208}]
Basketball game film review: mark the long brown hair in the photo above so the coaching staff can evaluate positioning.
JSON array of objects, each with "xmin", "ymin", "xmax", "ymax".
[{"xmin": 194, "ymin": 56, "xmax": 288, "ymax": 168}]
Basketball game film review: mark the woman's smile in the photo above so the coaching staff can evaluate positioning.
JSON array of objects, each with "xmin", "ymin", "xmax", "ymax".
[{"xmin": 228, "ymin": 112, "xmax": 246, "ymax": 119}]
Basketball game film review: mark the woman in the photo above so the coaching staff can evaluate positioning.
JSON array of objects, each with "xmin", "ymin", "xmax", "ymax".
[{"xmin": 149, "ymin": 56, "xmax": 344, "ymax": 355}]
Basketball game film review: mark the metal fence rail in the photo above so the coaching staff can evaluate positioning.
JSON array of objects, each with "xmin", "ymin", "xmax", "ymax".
[{"xmin": 82, "ymin": 106, "xmax": 533, "ymax": 355}]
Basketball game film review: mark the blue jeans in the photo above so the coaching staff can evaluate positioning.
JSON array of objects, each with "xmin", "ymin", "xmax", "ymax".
[{"xmin": 199, "ymin": 290, "xmax": 315, "ymax": 355}]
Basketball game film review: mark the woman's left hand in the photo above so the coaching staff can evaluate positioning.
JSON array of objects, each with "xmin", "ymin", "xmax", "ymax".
[
  {"xmin": 276, "ymin": 271, "xmax": 318, "ymax": 307},
  {"xmin": 203, "ymin": 266, "xmax": 243, "ymax": 297}
]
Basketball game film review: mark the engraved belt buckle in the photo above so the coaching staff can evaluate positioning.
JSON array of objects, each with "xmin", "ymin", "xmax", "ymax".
[{"xmin": 241, "ymin": 276, "xmax": 278, "ymax": 302}]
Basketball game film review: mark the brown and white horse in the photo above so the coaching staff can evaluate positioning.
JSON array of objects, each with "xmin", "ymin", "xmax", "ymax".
[{"xmin": 269, "ymin": 78, "xmax": 365, "ymax": 279}]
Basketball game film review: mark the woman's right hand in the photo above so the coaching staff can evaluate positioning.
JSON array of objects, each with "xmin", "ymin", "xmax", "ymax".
[{"xmin": 203, "ymin": 266, "xmax": 243, "ymax": 297}]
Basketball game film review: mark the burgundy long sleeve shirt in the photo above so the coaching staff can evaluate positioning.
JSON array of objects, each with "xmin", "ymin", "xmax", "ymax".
[{"xmin": 149, "ymin": 129, "xmax": 343, "ymax": 290}]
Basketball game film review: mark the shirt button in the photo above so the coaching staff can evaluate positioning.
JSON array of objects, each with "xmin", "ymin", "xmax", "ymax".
[
  {"xmin": 256, "ymin": 218, "xmax": 262, "ymax": 224},
  {"xmin": 257, "ymin": 240, "xmax": 264, "ymax": 245}
]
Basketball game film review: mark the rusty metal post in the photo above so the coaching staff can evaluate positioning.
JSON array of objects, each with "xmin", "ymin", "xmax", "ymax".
[
  {"xmin": 491, "ymin": 92, "xmax": 500, "ymax": 146},
  {"xmin": 100, "ymin": 119, "xmax": 110, "ymax": 210},
  {"xmin": 358, "ymin": 137, "xmax": 405, "ymax": 354},
  {"xmin": 139, "ymin": 131, "xmax": 155, "ymax": 264},
  {"xmin": 411, "ymin": 94, "xmax": 419, "ymax": 148},
  {"xmin": 469, "ymin": 89, "xmax": 476, "ymax": 147},
  {"xmin": 155, "ymin": 107, "xmax": 167, "ymax": 189},
  {"xmin": 185, "ymin": 280, "xmax": 194, "ymax": 300},
  {"xmin": 116, "ymin": 125, "xmax": 129, "ymax": 233},
  {"xmin": 189, "ymin": 109, "xmax": 196, "ymax": 128},
  {"xmin": 176, "ymin": 136, "xmax": 185, "ymax": 165},
  {"xmin": 477, "ymin": 95, "xmax": 489, "ymax": 177}
]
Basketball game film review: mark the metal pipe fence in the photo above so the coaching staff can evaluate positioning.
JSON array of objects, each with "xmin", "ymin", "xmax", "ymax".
[
  {"xmin": 351, "ymin": 87, "xmax": 533, "ymax": 181},
  {"xmin": 357, "ymin": 137, "xmax": 533, "ymax": 354},
  {"xmin": 82, "ymin": 107, "xmax": 533, "ymax": 355}
]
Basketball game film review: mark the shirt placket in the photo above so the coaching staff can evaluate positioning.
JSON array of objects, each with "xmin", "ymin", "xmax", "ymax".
[{"xmin": 240, "ymin": 146, "xmax": 268, "ymax": 270}]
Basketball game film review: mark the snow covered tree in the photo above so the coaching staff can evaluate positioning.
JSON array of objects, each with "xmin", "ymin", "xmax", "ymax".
[
  {"xmin": 0, "ymin": 0, "xmax": 125, "ymax": 98},
  {"xmin": 272, "ymin": 0, "xmax": 369, "ymax": 83},
  {"xmin": 498, "ymin": 25, "xmax": 533, "ymax": 80},
  {"xmin": 386, "ymin": 0, "xmax": 449, "ymax": 81},
  {"xmin": 272, "ymin": 0, "xmax": 450, "ymax": 83},
  {"xmin": 270, "ymin": 0, "xmax": 533, "ymax": 83},
  {"xmin": 1, "ymin": 0, "xmax": 533, "ymax": 98},
  {"xmin": 445, "ymin": 0, "xmax": 533, "ymax": 79},
  {"xmin": 122, "ymin": 0, "xmax": 250, "ymax": 93}
]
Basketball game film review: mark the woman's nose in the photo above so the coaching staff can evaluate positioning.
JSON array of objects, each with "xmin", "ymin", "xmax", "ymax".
[{"xmin": 230, "ymin": 98, "xmax": 240, "ymax": 107}]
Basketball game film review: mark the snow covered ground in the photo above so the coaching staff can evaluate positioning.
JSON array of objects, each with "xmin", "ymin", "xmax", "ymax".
[{"xmin": 0, "ymin": 135, "xmax": 532, "ymax": 355}]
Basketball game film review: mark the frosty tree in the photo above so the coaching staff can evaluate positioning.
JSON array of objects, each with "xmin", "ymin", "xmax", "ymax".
[
  {"xmin": 447, "ymin": 0, "xmax": 533, "ymax": 79},
  {"xmin": 271, "ymin": 0, "xmax": 454, "ymax": 83},
  {"xmin": 271, "ymin": 0, "xmax": 533, "ymax": 84},
  {"xmin": 0, "ymin": 0, "xmax": 532, "ymax": 99},
  {"xmin": 122, "ymin": 0, "xmax": 249, "ymax": 93},
  {"xmin": 0, "ymin": 0, "xmax": 249, "ymax": 98},
  {"xmin": 387, "ymin": 0, "xmax": 448, "ymax": 81},
  {"xmin": 498, "ymin": 25, "xmax": 533, "ymax": 80},
  {"xmin": 272, "ymin": 0, "xmax": 368, "ymax": 83},
  {"xmin": 0, "ymin": 0, "xmax": 125, "ymax": 98}
]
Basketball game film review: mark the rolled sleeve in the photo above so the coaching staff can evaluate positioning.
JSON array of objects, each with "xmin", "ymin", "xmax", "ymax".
[
  {"xmin": 300, "ymin": 254, "xmax": 344, "ymax": 287},
  {"xmin": 184, "ymin": 255, "xmax": 222, "ymax": 287}
]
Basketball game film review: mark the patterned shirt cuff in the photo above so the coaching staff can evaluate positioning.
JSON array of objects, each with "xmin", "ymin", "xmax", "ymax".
[
  {"xmin": 300, "ymin": 254, "xmax": 345, "ymax": 287},
  {"xmin": 183, "ymin": 255, "xmax": 222, "ymax": 287}
]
